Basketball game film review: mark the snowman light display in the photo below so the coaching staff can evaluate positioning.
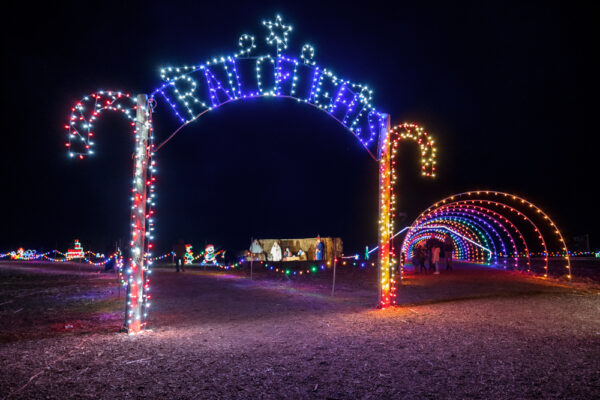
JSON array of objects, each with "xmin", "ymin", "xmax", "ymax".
[{"xmin": 201, "ymin": 244, "xmax": 218, "ymax": 265}]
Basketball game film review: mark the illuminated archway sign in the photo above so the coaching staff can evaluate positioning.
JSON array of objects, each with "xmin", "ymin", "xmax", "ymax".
[
  {"xmin": 151, "ymin": 15, "xmax": 385, "ymax": 157},
  {"xmin": 65, "ymin": 15, "xmax": 437, "ymax": 333}
]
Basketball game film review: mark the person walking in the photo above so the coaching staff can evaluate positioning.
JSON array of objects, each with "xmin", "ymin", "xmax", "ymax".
[
  {"xmin": 415, "ymin": 243, "xmax": 427, "ymax": 274},
  {"xmin": 419, "ymin": 244, "xmax": 428, "ymax": 274},
  {"xmin": 425, "ymin": 235, "xmax": 437, "ymax": 272},
  {"xmin": 173, "ymin": 239, "xmax": 186, "ymax": 272},
  {"xmin": 444, "ymin": 235, "xmax": 454, "ymax": 271}
]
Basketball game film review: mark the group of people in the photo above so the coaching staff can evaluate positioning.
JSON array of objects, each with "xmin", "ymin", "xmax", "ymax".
[{"xmin": 412, "ymin": 234, "xmax": 454, "ymax": 275}]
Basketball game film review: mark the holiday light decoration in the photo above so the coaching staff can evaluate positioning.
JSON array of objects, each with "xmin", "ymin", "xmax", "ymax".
[
  {"xmin": 0, "ymin": 247, "xmax": 120, "ymax": 267},
  {"xmin": 201, "ymin": 244, "xmax": 218, "ymax": 265},
  {"xmin": 148, "ymin": 15, "xmax": 410, "ymax": 310},
  {"xmin": 404, "ymin": 202, "xmax": 545, "ymax": 270},
  {"xmin": 6, "ymin": 247, "xmax": 35, "ymax": 260},
  {"xmin": 301, "ymin": 44, "xmax": 316, "ymax": 65},
  {"xmin": 63, "ymin": 15, "xmax": 443, "ymax": 329},
  {"xmin": 143, "ymin": 251, "xmax": 378, "ymax": 275},
  {"xmin": 12, "ymin": 248, "xmax": 23, "ymax": 260},
  {"xmin": 403, "ymin": 223, "xmax": 491, "ymax": 264},
  {"xmin": 66, "ymin": 91, "xmax": 136, "ymax": 158},
  {"xmin": 151, "ymin": 14, "xmax": 384, "ymax": 157},
  {"xmin": 263, "ymin": 15, "xmax": 293, "ymax": 56},
  {"xmin": 377, "ymin": 123, "xmax": 437, "ymax": 307},
  {"xmin": 5, "ymin": 248, "xmax": 41, "ymax": 260},
  {"xmin": 66, "ymin": 239, "xmax": 85, "ymax": 260},
  {"xmin": 402, "ymin": 203, "xmax": 534, "ymax": 270},
  {"xmin": 184, "ymin": 244, "xmax": 194, "ymax": 265},
  {"xmin": 66, "ymin": 92, "xmax": 156, "ymax": 334},
  {"xmin": 237, "ymin": 34, "xmax": 256, "ymax": 56},
  {"xmin": 405, "ymin": 231, "xmax": 468, "ymax": 261},
  {"xmin": 400, "ymin": 191, "xmax": 572, "ymax": 280}
]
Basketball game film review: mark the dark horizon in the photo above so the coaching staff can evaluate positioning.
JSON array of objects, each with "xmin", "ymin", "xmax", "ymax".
[{"xmin": 1, "ymin": 1, "xmax": 597, "ymax": 255}]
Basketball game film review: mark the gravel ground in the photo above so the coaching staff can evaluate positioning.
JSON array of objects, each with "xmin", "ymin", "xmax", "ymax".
[{"xmin": 0, "ymin": 261, "xmax": 599, "ymax": 399}]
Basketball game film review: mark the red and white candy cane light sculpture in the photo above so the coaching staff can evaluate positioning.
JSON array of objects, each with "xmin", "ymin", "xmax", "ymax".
[{"xmin": 66, "ymin": 91, "xmax": 156, "ymax": 333}]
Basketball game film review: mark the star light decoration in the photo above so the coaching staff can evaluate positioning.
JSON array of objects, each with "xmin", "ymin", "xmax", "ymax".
[{"xmin": 263, "ymin": 14, "xmax": 293, "ymax": 55}]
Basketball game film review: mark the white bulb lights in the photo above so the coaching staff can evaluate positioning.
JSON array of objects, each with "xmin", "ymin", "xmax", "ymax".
[
  {"xmin": 66, "ymin": 92, "xmax": 156, "ymax": 334},
  {"xmin": 152, "ymin": 14, "xmax": 383, "ymax": 157},
  {"xmin": 263, "ymin": 14, "xmax": 293, "ymax": 55},
  {"xmin": 66, "ymin": 91, "xmax": 136, "ymax": 158}
]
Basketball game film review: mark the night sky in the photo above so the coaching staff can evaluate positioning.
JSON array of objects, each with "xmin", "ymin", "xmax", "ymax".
[{"xmin": 1, "ymin": 1, "xmax": 597, "ymax": 255}]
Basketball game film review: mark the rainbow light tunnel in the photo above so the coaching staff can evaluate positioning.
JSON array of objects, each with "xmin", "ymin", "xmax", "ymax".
[{"xmin": 400, "ymin": 191, "xmax": 572, "ymax": 280}]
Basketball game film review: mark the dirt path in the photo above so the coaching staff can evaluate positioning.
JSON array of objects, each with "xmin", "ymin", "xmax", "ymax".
[{"xmin": 1, "ymin": 261, "xmax": 599, "ymax": 399}]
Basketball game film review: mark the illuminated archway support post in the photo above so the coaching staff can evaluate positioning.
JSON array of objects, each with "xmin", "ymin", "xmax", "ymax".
[
  {"xmin": 377, "ymin": 114, "xmax": 393, "ymax": 308},
  {"xmin": 126, "ymin": 94, "xmax": 152, "ymax": 334}
]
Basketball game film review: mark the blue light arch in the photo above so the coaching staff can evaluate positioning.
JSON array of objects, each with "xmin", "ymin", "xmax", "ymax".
[{"xmin": 150, "ymin": 16, "xmax": 387, "ymax": 158}]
